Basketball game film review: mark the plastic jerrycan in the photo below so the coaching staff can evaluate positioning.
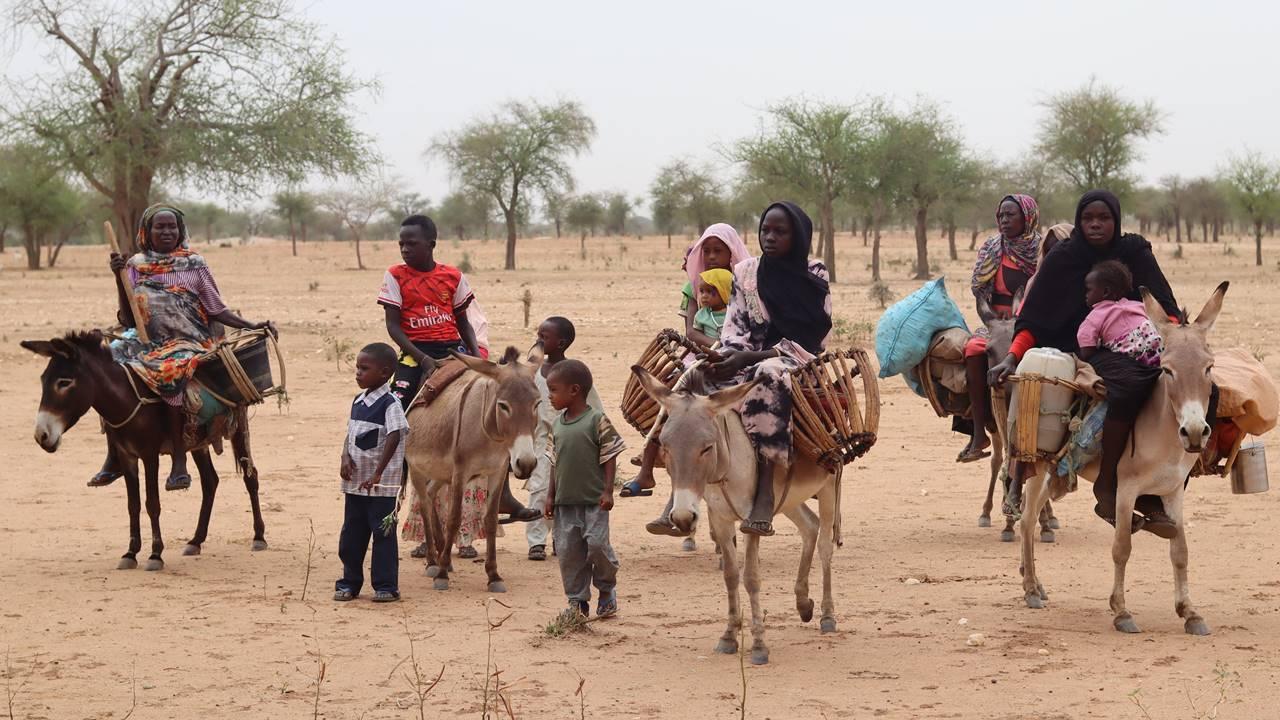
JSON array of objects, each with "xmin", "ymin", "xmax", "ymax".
[{"xmin": 1009, "ymin": 348, "xmax": 1077, "ymax": 454}]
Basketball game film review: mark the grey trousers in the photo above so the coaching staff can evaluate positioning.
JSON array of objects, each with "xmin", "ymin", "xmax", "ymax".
[{"xmin": 553, "ymin": 504, "xmax": 619, "ymax": 604}]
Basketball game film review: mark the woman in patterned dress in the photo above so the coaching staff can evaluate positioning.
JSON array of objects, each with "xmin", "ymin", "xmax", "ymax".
[{"xmin": 702, "ymin": 202, "xmax": 832, "ymax": 537}]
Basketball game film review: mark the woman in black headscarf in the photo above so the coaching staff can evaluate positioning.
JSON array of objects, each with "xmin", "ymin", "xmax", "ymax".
[
  {"xmin": 703, "ymin": 202, "xmax": 833, "ymax": 536},
  {"xmin": 989, "ymin": 190, "xmax": 1180, "ymax": 536}
]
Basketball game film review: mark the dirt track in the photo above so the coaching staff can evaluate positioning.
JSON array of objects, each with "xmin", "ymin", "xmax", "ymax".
[{"xmin": 2, "ymin": 231, "xmax": 1277, "ymax": 719}]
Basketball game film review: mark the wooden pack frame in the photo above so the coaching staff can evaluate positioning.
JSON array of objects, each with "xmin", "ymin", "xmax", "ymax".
[
  {"xmin": 620, "ymin": 331, "xmax": 692, "ymax": 434},
  {"xmin": 994, "ymin": 373, "xmax": 1088, "ymax": 464},
  {"xmin": 194, "ymin": 328, "xmax": 286, "ymax": 407},
  {"xmin": 791, "ymin": 348, "xmax": 880, "ymax": 471}
]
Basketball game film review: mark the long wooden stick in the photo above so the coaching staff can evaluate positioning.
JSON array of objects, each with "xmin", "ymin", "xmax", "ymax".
[{"xmin": 105, "ymin": 221, "xmax": 149, "ymax": 343}]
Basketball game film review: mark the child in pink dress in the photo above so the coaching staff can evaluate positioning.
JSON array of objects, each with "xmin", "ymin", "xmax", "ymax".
[{"xmin": 1077, "ymin": 260, "xmax": 1164, "ymax": 367}]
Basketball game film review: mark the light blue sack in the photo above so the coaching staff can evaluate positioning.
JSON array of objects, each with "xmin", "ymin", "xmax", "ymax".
[{"xmin": 874, "ymin": 276, "xmax": 969, "ymax": 380}]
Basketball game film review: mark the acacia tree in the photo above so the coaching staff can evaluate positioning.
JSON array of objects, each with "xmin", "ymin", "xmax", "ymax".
[
  {"xmin": 5, "ymin": 0, "xmax": 375, "ymax": 254},
  {"xmin": 566, "ymin": 193, "xmax": 605, "ymax": 249},
  {"xmin": 436, "ymin": 190, "xmax": 491, "ymax": 242},
  {"xmin": 321, "ymin": 179, "xmax": 392, "ymax": 270},
  {"xmin": 648, "ymin": 160, "xmax": 725, "ymax": 247},
  {"xmin": 732, "ymin": 99, "xmax": 877, "ymax": 284},
  {"xmin": 604, "ymin": 193, "xmax": 632, "ymax": 236},
  {"xmin": 543, "ymin": 190, "xmax": 568, "ymax": 238},
  {"xmin": 1161, "ymin": 175, "xmax": 1188, "ymax": 243},
  {"xmin": 879, "ymin": 102, "xmax": 974, "ymax": 280},
  {"xmin": 272, "ymin": 188, "xmax": 315, "ymax": 256},
  {"xmin": 0, "ymin": 144, "xmax": 81, "ymax": 269},
  {"xmin": 431, "ymin": 99, "xmax": 595, "ymax": 270},
  {"xmin": 1223, "ymin": 151, "xmax": 1280, "ymax": 266},
  {"xmin": 1035, "ymin": 79, "xmax": 1163, "ymax": 196}
]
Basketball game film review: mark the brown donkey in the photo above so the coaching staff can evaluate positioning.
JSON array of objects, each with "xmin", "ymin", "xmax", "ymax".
[
  {"xmin": 404, "ymin": 346, "xmax": 542, "ymax": 592},
  {"xmin": 22, "ymin": 331, "xmax": 266, "ymax": 570},
  {"xmin": 1016, "ymin": 283, "xmax": 1228, "ymax": 635}
]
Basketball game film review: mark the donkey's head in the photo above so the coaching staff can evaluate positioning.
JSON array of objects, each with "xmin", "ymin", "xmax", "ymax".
[
  {"xmin": 631, "ymin": 366, "xmax": 759, "ymax": 535},
  {"xmin": 978, "ymin": 288, "xmax": 1022, "ymax": 366},
  {"xmin": 1142, "ymin": 282, "xmax": 1228, "ymax": 454},
  {"xmin": 453, "ymin": 345, "xmax": 544, "ymax": 479},
  {"xmin": 20, "ymin": 331, "xmax": 110, "ymax": 452}
]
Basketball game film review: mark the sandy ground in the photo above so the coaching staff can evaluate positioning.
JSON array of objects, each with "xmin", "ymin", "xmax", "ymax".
[{"xmin": 2, "ymin": 229, "xmax": 1279, "ymax": 720}]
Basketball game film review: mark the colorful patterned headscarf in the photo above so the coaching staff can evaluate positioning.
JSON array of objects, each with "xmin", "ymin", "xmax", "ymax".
[
  {"xmin": 698, "ymin": 268, "xmax": 734, "ymax": 307},
  {"xmin": 129, "ymin": 203, "xmax": 206, "ymax": 276},
  {"xmin": 971, "ymin": 194, "xmax": 1041, "ymax": 304}
]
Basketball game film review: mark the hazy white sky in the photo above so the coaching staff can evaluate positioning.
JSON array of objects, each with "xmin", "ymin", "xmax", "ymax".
[{"xmin": 5, "ymin": 0, "xmax": 1278, "ymax": 212}]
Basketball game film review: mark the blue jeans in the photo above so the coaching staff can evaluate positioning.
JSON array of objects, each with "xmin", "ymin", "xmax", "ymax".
[{"xmin": 336, "ymin": 494, "xmax": 399, "ymax": 596}]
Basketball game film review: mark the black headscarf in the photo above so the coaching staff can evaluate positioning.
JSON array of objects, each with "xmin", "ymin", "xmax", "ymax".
[
  {"xmin": 757, "ymin": 201, "xmax": 831, "ymax": 354},
  {"xmin": 1014, "ymin": 190, "xmax": 1179, "ymax": 353}
]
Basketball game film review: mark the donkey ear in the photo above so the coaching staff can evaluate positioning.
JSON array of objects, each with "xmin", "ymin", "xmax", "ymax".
[
  {"xmin": 20, "ymin": 340, "xmax": 60, "ymax": 358},
  {"xmin": 50, "ymin": 338, "xmax": 80, "ymax": 360},
  {"xmin": 525, "ymin": 344, "xmax": 545, "ymax": 369},
  {"xmin": 1139, "ymin": 287, "xmax": 1173, "ymax": 333},
  {"xmin": 630, "ymin": 365, "xmax": 673, "ymax": 407},
  {"xmin": 976, "ymin": 295, "xmax": 997, "ymax": 326},
  {"xmin": 451, "ymin": 350, "xmax": 500, "ymax": 379},
  {"xmin": 1192, "ymin": 281, "xmax": 1229, "ymax": 334},
  {"xmin": 706, "ymin": 377, "xmax": 761, "ymax": 415}
]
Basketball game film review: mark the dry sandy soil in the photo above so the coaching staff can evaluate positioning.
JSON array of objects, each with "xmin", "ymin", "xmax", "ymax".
[{"xmin": 2, "ymin": 229, "xmax": 1278, "ymax": 719}]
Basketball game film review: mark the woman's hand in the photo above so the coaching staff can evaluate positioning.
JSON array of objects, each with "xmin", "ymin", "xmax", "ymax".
[
  {"xmin": 705, "ymin": 348, "xmax": 749, "ymax": 380},
  {"xmin": 252, "ymin": 320, "xmax": 279, "ymax": 339},
  {"xmin": 988, "ymin": 354, "xmax": 1018, "ymax": 388},
  {"xmin": 109, "ymin": 253, "xmax": 127, "ymax": 273}
]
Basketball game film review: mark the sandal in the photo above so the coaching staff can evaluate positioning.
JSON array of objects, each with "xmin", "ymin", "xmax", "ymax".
[
  {"xmin": 372, "ymin": 590, "xmax": 400, "ymax": 603},
  {"xmin": 165, "ymin": 472, "xmax": 192, "ymax": 492},
  {"xmin": 410, "ymin": 542, "xmax": 428, "ymax": 559},
  {"xmin": 499, "ymin": 507, "xmax": 542, "ymax": 525},
  {"xmin": 88, "ymin": 471, "xmax": 121, "ymax": 487},
  {"xmin": 596, "ymin": 596, "xmax": 618, "ymax": 618},
  {"xmin": 333, "ymin": 589, "xmax": 356, "ymax": 602},
  {"xmin": 457, "ymin": 546, "xmax": 478, "ymax": 559},
  {"xmin": 956, "ymin": 445, "xmax": 992, "ymax": 464},
  {"xmin": 1094, "ymin": 503, "xmax": 1145, "ymax": 535},
  {"xmin": 1138, "ymin": 511, "xmax": 1178, "ymax": 539},
  {"xmin": 645, "ymin": 517, "xmax": 685, "ymax": 537},
  {"xmin": 619, "ymin": 480, "xmax": 654, "ymax": 498},
  {"xmin": 740, "ymin": 520, "xmax": 775, "ymax": 537},
  {"xmin": 528, "ymin": 544, "xmax": 547, "ymax": 561}
]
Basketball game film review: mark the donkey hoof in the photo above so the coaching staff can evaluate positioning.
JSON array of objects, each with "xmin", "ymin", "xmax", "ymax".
[
  {"xmin": 252, "ymin": 539, "xmax": 269, "ymax": 551},
  {"xmin": 978, "ymin": 514, "xmax": 992, "ymax": 528},
  {"xmin": 798, "ymin": 598, "xmax": 815, "ymax": 623},
  {"xmin": 117, "ymin": 556, "xmax": 138, "ymax": 570},
  {"xmin": 432, "ymin": 578, "xmax": 449, "ymax": 591},
  {"xmin": 144, "ymin": 557, "xmax": 164, "ymax": 572},
  {"xmin": 487, "ymin": 581, "xmax": 507, "ymax": 594},
  {"xmin": 1040, "ymin": 531, "xmax": 1056, "ymax": 544},
  {"xmin": 750, "ymin": 648, "xmax": 770, "ymax": 666},
  {"xmin": 714, "ymin": 638, "xmax": 738, "ymax": 655},
  {"xmin": 1047, "ymin": 518, "xmax": 1061, "ymax": 530},
  {"xmin": 1185, "ymin": 617, "xmax": 1211, "ymax": 636},
  {"xmin": 1025, "ymin": 593, "xmax": 1044, "ymax": 609},
  {"xmin": 820, "ymin": 617, "xmax": 838, "ymax": 634},
  {"xmin": 1000, "ymin": 530, "xmax": 1015, "ymax": 543},
  {"xmin": 182, "ymin": 544, "xmax": 201, "ymax": 556},
  {"xmin": 681, "ymin": 537, "xmax": 697, "ymax": 552},
  {"xmin": 1114, "ymin": 615, "xmax": 1141, "ymax": 634},
  {"xmin": 425, "ymin": 565, "xmax": 440, "ymax": 578}
]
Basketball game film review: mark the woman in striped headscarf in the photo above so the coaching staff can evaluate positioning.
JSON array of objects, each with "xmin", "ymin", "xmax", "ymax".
[
  {"xmin": 957, "ymin": 194, "xmax": 1041, "ymax": 463},
  {"xmin": 95, "ymin": 204, "xmax": 276, "ymax": 491}
]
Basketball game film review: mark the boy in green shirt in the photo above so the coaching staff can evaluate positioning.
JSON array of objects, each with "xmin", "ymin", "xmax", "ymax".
[{"xmin": 543, "ymin": 359, "xmax": 626, "ymax": 618}]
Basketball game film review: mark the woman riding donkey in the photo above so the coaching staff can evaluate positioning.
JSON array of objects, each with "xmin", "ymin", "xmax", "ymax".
[
  {"xmin": 990, "ymin": 190, "xmax": 1182, "ymax": 536},
  {"xmin": 647, "ymin": 202, "xmax": 831, "ymax": 537},
  {"xmin": 104, "ymin": 204, "xmax": 276, "ymax": 491},
  {"xmin": 958, "ymin": 194, "xmax": 1041, "ymax": 464}
]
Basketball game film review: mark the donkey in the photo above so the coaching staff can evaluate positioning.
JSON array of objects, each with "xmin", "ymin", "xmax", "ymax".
[
  {"xmin": 404, "ymin": 346, "xmax": 542, "ymax": 593},
  {"xmin": 632, "ymin": 367, "xmax": 840, "ymax": 666},
  {"xmin": 22, "ymin": 331, "xmax": 265, "ymax": 571},
  {"xmin": 976, "ymin": 293, "xmax": 1059, "ymax": 543},
  {"xmin": 1016, "ymin": 283, "xmax": 1228, "ymax": 635}
]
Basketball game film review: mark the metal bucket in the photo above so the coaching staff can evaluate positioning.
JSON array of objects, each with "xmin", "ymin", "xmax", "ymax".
[{"xmin": 1230, "ymin": 442, "xmax": 1269, "ymax": 494}]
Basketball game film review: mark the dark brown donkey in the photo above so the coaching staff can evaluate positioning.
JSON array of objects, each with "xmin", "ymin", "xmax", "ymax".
[{"xmin": 22, "ymin": 331, "xmax": 266, "ymax": 570}]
